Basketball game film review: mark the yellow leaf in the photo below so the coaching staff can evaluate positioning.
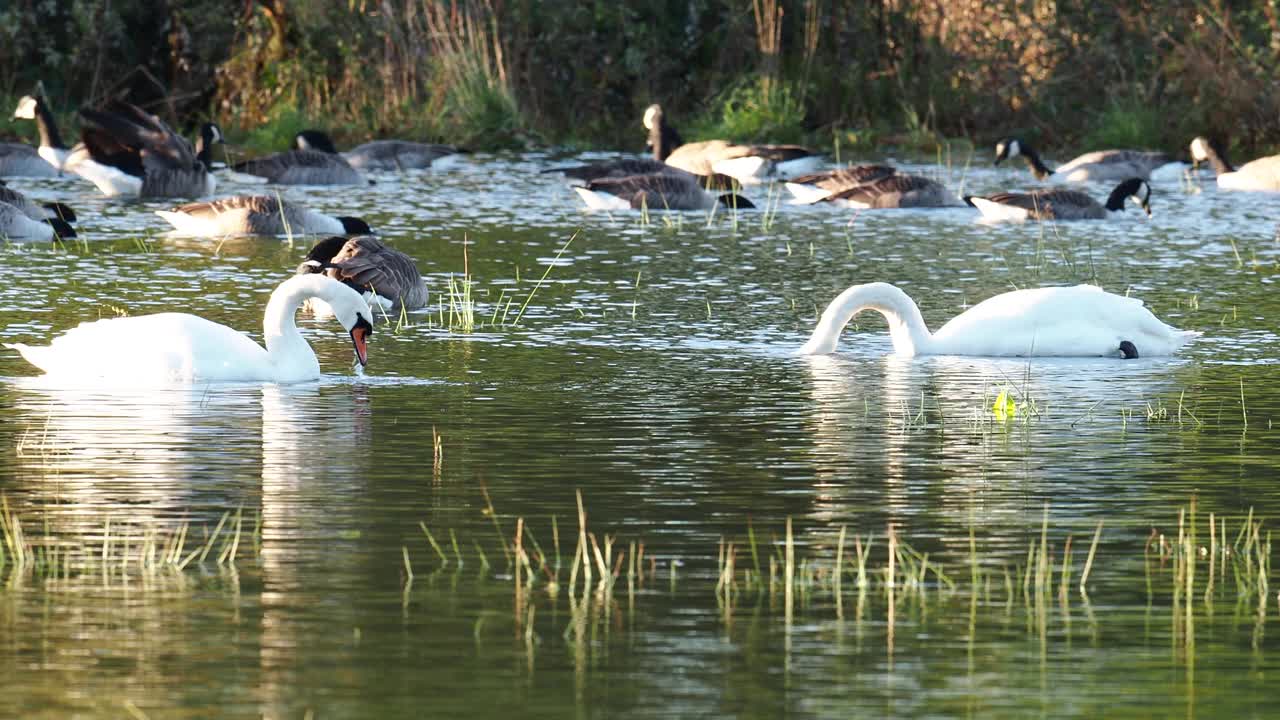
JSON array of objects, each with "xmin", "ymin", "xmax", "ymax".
[{"xmin": 993, "ymin": 389, "xmax": 1017, "ymax": 420}]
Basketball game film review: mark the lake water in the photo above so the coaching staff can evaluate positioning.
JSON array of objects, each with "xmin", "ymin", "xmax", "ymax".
[{"xmin": 2, "ymin": 150, "xmax": 1279, "ymax": 718}]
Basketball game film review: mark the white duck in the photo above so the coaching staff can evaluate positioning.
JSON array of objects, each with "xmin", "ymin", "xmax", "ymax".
[
  {"xmin": 800, "ymin": 282, "xmax": 1197, "ymax": 358},
  {"xmin": 5, "ymin": 274, "xmax": 374, "ymax": 383}
]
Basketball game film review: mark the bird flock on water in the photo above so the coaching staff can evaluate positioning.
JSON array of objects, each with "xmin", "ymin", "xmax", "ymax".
[{"xmin": 1, "ymin": 93, "xmax": 1224, "ymax": 382}]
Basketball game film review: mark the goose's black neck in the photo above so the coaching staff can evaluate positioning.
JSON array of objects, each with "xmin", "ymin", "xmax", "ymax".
[
  {"xmin": 1020, "ymin": 145, "xmax": 1055, "ymax": 180},
  {"xmin": 648, "ymin": 112, "xmax": 683, "ymax": 162},
  {"xmin": 33, "ymin": 98, "xmax": 66, "ymax": 150},
  {"xmin": 1104, "ymin": 178, "xmax": 1145, "ymax": 212},
  {"xmin": 194, "ymin": 124, "xmax": 223, "ymax": 166}
]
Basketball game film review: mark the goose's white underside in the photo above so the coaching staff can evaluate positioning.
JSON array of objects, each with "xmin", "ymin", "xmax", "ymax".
[
  {"xmin": 222, "ymin": 170, "xmax": 271, "ymax": 184},
  {"xmin": 573, "ymin": 186, "xmax": 631, "ymax": 211},
  {"xmin": 783, "ymin": 182, "xmax": 835, "ymax": 204},
  {"xmin": 154, "ymin": 210, "xmax": 227, "ymax": 236},
  {"xmin": 710, "ymin": 156, "xmax": 769, "ymax": 184},
  {"xmin": 38, "ymin": 146, "xmax": 71, "ymax": 172},
  {"xmin": 0, "ymin": 206, "xmax": 56, "ymax": 241},
  {"xmin": 773, "ymin": 156, "xmax": 823, "ymax": 179},
  {"xmin": 68, "ymin": 154, "xmax": 142, "ymax": 196},
  {"xmin": 969, "ymin": 197, "xmax": 1032, "ymax": 221},
  {"xmin": 155, "ymin": 206, "xmax": 344, "ymax": 237}
]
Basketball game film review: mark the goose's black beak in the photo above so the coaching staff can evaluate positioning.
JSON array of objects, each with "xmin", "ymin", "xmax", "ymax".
[{"xmin": 350, "ymin": 317, "xmax": 373, "ymax": 366}]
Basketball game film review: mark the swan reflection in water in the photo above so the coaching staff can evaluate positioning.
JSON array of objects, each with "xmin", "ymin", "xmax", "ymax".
[
  {"xmin": 800, "ymin": 350, "xmax": 1199, "ymax": 549},
  {"xmin": 258, "ymin": 383, "xmax": 374, "ymax": 715},
  {"xmin": 9, "ymin": 379, "xmax": 263, "ymax": 514}
]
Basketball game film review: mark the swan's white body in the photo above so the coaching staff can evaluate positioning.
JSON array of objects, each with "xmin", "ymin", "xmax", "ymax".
[
  {"xmin": 5, "ymin": 275, "xmax": 373, "ymax": 383},
  {"xmin": 800, "ymin": 282, "xmax": 1197, "ymax": 358}
]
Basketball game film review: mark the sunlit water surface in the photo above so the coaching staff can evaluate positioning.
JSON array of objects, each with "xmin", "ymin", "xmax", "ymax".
[{"xmin": 2, "ymin": 152, "xmax": 1280, "ymax": 718}]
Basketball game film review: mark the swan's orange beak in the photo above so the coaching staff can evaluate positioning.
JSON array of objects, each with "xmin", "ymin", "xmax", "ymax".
[{"xmin": 350, "ymin": 323, "xmax": 370, "ymax": 366}]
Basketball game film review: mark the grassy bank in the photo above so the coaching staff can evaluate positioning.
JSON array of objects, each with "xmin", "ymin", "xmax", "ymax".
[{"xmin": 3, "ymin": 1, "xmax": 1280, "ymax": 158}]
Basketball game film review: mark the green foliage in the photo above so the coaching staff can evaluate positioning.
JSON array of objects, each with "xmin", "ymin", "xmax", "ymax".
[
  {"xmin": 6, "ymin": 1, "xmax": 1280, "ymax": 154},
  {"xmin": 1083, "ymin": 101, "xmax": 1168, "ymax": 152},
  {"xmin": 235, "ymin": 104, "xmax": 321, "ymax": 155},
  {"xmin": 436, "ymin": 55, "xmax": 528, "ymax": 149},
  {"xmin": 696, "ymin": 77, "xmax": 807, "ymax": 144}
]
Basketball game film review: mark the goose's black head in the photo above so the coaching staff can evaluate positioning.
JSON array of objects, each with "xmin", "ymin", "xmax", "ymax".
[
  {"xmin": 337, "ymin": 216, "xmax": 372, "ymax": 235},
  {"xmin": 294, "ymin": 129, "xmax": 340, "ymax": 154},
  {"xmin": 716, "ymin": 194, "xmax": 756, "ymax": 209},
  {"xmin": 644, "ymin": 103, "xmax": 683, "ymax": 161},
  {"xmin": 195, "ymin": 123, "xmax": 225, "ymax": 164},
  {"xmin": 46, "ymin": 217, "xmax": 76, "ymax": 240},
  {"xmin": 1105, "ymin": 177, "xmax": 1151, "ymax": 216},
  {"xmin": 297, "ymin": 235, "xmax": 351, "ymax": 275}
]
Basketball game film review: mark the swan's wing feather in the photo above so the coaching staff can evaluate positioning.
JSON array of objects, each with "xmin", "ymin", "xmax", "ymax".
[
  {"xmin": 11, "ymin": 313, "xmax": 270, "ymax": 381},
  {"xmin": 932, "ymin": 285, "xmax": 1191, "ymax": 356}
]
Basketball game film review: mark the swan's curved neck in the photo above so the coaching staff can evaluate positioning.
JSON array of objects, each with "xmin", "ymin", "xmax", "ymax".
[
  {"xmin": 262, "ymin": 275, "xmax": 351, "ymax": 374},
  {"xmin": 800, "ymin": 283, "xmax": 934, "ymax": 356}
]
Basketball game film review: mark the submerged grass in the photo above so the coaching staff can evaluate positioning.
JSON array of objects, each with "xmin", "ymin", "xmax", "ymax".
[{"xmin": 0, "ymin": 496, "xmax": 258, "ymax": 584}]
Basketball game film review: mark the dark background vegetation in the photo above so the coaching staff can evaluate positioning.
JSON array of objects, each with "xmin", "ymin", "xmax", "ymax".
[{"xmin": 3, "ymin": 0, "xmax": 1279, "ymax": 157}]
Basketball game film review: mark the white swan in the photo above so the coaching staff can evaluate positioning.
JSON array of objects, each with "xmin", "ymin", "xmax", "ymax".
[
  {"xmin": 5, "ymin": 274, "xmax": 374, "ymax": 383},
  {"xmin": 799, "ymin": 282, "xmax": 1197, "ymax": 358}
]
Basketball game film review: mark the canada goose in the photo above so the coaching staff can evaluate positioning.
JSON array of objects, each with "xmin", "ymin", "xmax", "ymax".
[
  {"xmin": 572, "ymin": 171, "xmax": 756, "ymax": 211},
  {"xmin": 0, "ymin": 201, "xmax": 76, "ymax": 241},
  {"xmin": 543, "ymin": 158, "xmax": 738, "ymax": 190},
  {"xmin": 69, "ymin": 100, "xmax": 222, "ymax": 197},
  {"xmin": 8, "ymin": 94, "xmax": 73, "ymax": 175},
  {"xmin": 800, "ymin": 282, "xmax": 1196, "ymax": 358},
  {"xmin": 798, "ymin": 173, "xmax": 959, "ymax": 209},
  {"xmin": 155, "ymin": 195, "xmax": 372, "ymax": 237},
  {"xmin": 231, "ymin": 131, "xmax": 365, "ymax": 185},
  {"xmin": 298, "ymin": 235, "xmax": 428, "ymax": 317},
  {"xmin": 5, "ymin": 274, "xmax": 374, "ymax": 383},
  {"xmin": 644, "ymin": 104, "xmax": 821, "ymax": 184},
  {"xmin": 0, "ymin": 179, "xmax": 76, "ymax": 223},
  {"xmin": 966, "ymin": 178, "xmax": 1151, "ymax": 221},
  {"xmin": 784, "ymin": 164, "xmax": 897, "ymax": 203},
  {"xmin": 0, "ymin": 143, "xmax": 55, "ymax": 178},
  {"xmin": 1188, "ymin": 136, "xmax": 1280, "ymax": 191},
  {"xmin": 995, "ymin": 137, "xmax": 1176, "ymax": 182},
  {"xmin": 293, "ymin": 130, "xmax": 463, "ymax": 172}
]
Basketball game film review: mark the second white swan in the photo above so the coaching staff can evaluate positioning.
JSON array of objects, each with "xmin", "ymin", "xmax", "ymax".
[{"xmin": 799, "ymin": 283, "xmax": 1197, "ymax": 358}]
